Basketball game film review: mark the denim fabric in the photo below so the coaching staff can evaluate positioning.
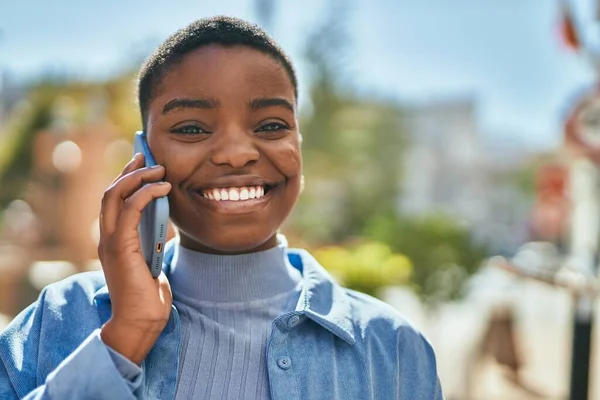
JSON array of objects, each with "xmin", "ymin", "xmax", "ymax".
[{"xmin": 0, "ymin": 240, "xmax": 443, "ymax": 399}]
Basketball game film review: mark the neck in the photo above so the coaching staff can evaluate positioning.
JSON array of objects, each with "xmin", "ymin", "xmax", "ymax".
[{"xmin": 178, "ymin": 233, "xmax": 279, "ymax": 255}]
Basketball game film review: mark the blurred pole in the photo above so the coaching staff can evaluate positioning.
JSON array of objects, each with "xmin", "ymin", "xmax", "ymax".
[
  {"xmin": 570, "ymin": 307, "xmax": 593, "ymax": 400},
  {"xmin": 568, "ymin": 159, "xmax": 599, "ymax": 400}
]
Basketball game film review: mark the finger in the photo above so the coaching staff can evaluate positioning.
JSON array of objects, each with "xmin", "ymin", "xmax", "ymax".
[
  {"xmin": 114, "ymin": 165, "xmax": 167, "ymax": 200},
  {"xmin": 101, "ymin": 166, "xmax": 166, "ymax": 235},
  {"xmin": 113, "ymin": 182, "xmax": 172, "ymax": 243},
  {"xmin": 101, "ymin": 154, "xmax": 145, "ymax": 236},
  {"xmin": 110, "ymin": 153, "xmax": 145, "ymax": 186}
]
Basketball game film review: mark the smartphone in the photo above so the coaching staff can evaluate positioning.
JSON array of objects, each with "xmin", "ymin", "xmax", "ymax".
[{"xmin": 133, "ymin": 131, "xmax": 170, "ymax": 278}]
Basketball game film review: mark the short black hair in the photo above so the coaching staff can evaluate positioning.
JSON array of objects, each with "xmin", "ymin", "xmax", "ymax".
[{"xmin": 137, "ymin": 16, "xmax": 298, "ymax": 129}]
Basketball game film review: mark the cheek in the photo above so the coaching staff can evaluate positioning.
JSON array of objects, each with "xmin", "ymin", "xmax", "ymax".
[
  {"xmin": 152, "ymin": 140, "xmax": 204, "ymax": 185},
  {"xmin": 275, "ymin": 141, "xmax": 302, "ymax": 177},
  {"xmin": 164, "ymin": 157, "xmax": 192, "ymax": 184}
]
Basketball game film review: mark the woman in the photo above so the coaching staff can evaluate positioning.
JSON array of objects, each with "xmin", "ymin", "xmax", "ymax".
[{"xmin": 0, "ymin": 16, "xmax": 443, "ymax": 399}]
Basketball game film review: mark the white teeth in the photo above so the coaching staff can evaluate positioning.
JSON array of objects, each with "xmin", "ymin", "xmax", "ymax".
[{"xmin": 203, "ymin": 185, "xmax": 267, "ymax": 201}]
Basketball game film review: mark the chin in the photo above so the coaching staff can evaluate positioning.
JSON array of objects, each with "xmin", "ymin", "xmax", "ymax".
[{"xmin": 178, "ymin": 228, "xmax": 278, "ymax": 255}]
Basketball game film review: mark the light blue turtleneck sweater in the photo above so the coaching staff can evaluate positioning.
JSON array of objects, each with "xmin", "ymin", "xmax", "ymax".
[{"xmin": 169, "ymin": 242, "xmax": 303, "ymax": 399}]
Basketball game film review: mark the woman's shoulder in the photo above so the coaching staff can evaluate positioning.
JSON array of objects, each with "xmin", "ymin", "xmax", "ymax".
[
  {"xmin": 344, "ymin": 288, "xmax": 427, "ymax": 341},
  {"xmin": 0, "ymin": 272, "xmax": 108, "ymax": 396},
  {"xmin": 41, "ymin": 270, "xmax": 107, "ymax": 306},
  {"xmin": 0, "ymin": 271, "xmax": 107, "ymax": 341}
]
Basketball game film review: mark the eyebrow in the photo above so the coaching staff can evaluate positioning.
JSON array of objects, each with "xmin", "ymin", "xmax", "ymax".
[
  {"xmin": 248, "ymin": 97, "xmax": 295, "ymax": 113},
  {"xmin": 162, "ymin": 98, "xmax": 220, "ymax": 114}
]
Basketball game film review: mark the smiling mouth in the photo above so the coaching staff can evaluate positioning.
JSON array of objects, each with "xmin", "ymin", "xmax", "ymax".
[{"xmin": 198, "ymin": 184, "xmax": 276, "ymax": 202}]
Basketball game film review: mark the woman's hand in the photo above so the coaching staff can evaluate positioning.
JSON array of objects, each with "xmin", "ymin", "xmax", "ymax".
[{"xmin": 98, "ymin": 153, "xmax": 173, "ymax": 365}]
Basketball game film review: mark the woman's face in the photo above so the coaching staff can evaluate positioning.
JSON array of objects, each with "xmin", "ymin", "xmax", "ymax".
[{"xmin": 145, "ymin": 45, "xmax": 302, "ymax": 254}]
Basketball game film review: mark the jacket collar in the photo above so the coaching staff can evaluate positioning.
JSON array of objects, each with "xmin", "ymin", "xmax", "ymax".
[
  {"xmin": 285, "ymin": 248, "xmax": 356, "ymax": 345},
  {"xmin": 93, "ymin": 236, "xmax": 356, "ymax": 345}
]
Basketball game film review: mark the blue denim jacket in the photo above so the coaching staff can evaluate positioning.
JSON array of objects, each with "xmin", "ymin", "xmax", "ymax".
[{"xmin": 0, "ymin": 241, "xmax": 443, "ymax": 399}]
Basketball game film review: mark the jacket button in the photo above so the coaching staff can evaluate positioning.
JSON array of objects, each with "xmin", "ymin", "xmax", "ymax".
[
  {"xmin": 288, "ymin": 315, "xmax": 300, "ymax": 328},
  {"xmin": 277, "ymin": 356, "xmax": 292, "ymax": 370}
]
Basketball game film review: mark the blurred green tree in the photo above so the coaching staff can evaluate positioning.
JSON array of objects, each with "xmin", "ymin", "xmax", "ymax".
[
  {"xmin": 292, "ymin": 2, "xmax": 406, "ymax": 243},
  {"xmin": 312, "ymin": 240, "xmax": 412, "ymax": 297},
  {"xmin": 363, "ymin": 211, "xmax": 488, "ymax": 306},
  {"xmin": 0, "ymin": 91, "xmax": 53, "ymax": 208}
]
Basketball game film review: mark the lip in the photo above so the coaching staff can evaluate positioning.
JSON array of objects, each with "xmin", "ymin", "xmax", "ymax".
[{"xmin": 191, "ymin": 185, "xmax": 277, "ymax": 215}]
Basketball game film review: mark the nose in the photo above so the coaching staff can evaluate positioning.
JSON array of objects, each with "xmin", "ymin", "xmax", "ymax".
[{"xmin": 209, "ymin": 126, "xmax": 260, "ymax": 168}]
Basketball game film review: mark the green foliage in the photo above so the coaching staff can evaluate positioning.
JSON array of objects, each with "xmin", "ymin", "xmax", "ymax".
[
  {"xmin": 0, "ymin": 94, "xmax": 53, "ymax": 208},
  {"xmin": 313, "ymin": 241, "xmax": 412, "ymax": 297},
  {"xmin": 363, "ymin": 211, "xmax": 488, "ymax": 307},
  {"xmin": 295, "ymin": 7, "xmax": 405, "ymax": 243},
  {"xmin": 508, "ymin": 166, "xmax": 536, "ymax": 196}
]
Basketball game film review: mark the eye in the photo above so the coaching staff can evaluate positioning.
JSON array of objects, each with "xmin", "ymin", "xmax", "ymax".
[
  {"xmin": 255, "ymin": 121, "xmax": 291, "ymax": 139},
  {"xmin": 170, "ymin": 125, "xmax": 209, "ymax": 135},
  {"xmin": 259, "ymin": 122, "xmax": 289, "ymax": 131}
]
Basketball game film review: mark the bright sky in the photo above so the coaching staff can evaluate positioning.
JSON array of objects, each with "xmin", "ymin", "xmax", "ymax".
[{"xmin": 1, "ymin": 0, "xmax": 598, "ymax": 149}]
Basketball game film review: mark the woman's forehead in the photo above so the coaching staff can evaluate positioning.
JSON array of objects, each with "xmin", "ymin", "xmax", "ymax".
[{"xmin": 153, "ymin": 45, "xmax": 295, "ymax": 106}]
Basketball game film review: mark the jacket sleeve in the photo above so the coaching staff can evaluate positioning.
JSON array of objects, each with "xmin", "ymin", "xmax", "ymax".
[{"xmin": 0, "ymin": 288, "xmax": 143, "ymax": 399}]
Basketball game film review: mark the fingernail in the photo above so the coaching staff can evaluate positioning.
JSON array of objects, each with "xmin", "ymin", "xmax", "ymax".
[
  {"xmin": 149, "ymin": 165, "xmax": 162, "ymax": 169},
  {"xmin": 133, "ymin": 153, "xmax": 142, "ymax": 161}
]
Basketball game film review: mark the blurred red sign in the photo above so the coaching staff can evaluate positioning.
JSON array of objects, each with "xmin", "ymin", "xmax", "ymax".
[
  {"xmin": 536, "ymin": 163, "xmax": 568, "ymax": 200},
  {"xmin": 559, "ymin": 5, "xmax": 580, "ymax": 50},
  {"xmin": 531, "ymin": 163, "xmax": 569, "ymax": 241}
]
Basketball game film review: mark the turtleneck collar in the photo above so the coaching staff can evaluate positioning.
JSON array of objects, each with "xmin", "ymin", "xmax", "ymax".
[{"xmin": 169, "ymin": 238, "xmax": 302, "ymax": 303}]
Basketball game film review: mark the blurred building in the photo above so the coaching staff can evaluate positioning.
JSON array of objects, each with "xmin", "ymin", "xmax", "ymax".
[
  {"xmin": 399, "ymin": 97, "xmax": 533, "ymax": 254},
  {"xmin": 0, "ymin": 113, "xmax": 129, "ymax": 315},
  {"xmin": 27, "ymin": 124, "xmax": 121, "ymax": 264}
]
